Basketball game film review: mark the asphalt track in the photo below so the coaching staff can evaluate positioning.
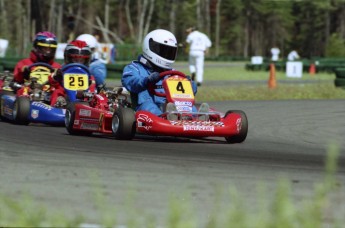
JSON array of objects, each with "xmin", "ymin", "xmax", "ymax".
[{"xmin": 0, "ymin": 99, "xmax": 345, "ymax": 226}]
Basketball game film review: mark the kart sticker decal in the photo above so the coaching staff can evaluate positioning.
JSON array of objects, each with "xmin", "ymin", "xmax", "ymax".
[
  {"xmin": 32, "ymin": 102, "xmax": 52, "ymax": 110},
  {"xmin": 74, "ymin": 120, "xmax": 79, "ymax": 125},
  {"xmin": 95, "ymin": 94, "xmax": 104, "ymax": 101},
  {"xmin": 3, "ymin": 106, "xmax": 13, "ymax": 116},
  {"xmin": 172, "ymin": 93, "xmax": 193, "ymax": 99},
  {"xmin": 175, "ymin": 101, "xmax": 193, "ymax": 106},
  {"xmin": 99, "ymin": 113, "xmax": 104, "ymax": 128},
  {"xmin": 79, "ymin": 117, "xmax": 99, "ymax": 122},
  {"xmin": 183, "ymin": 125, "xmax": 214, "ymax": 132},
  {"xmin": 137, "ymin": 114, "xmax": 153, "ymax": 131},
  {"xmin": 81, "ymin": 122, "xmax": 99, "ymax": 130},
  {"xmin": 170, "ymin": 121, "xmax": 224, "ymax": 127},
  {"xmin": 176, "ymin": 106, "xmax": 192, "ymax": 112},
  {"xmin": 79, "ymin": 109, "xmax": 91, "ymax": 117},
  {"xmin": 31, "ymin": 109, "xmax": 39, "ymax": 119},
  {"xmin": 236, "ymin": 118, "xmax": 242, "ymax": 133}
]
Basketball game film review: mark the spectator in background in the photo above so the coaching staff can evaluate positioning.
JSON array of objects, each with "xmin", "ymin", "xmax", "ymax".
[
  {"xmin": 76, "ymin": 33, "xmax": 107, "ymax": 91},
  {"xmin": 270, "ymin": 46, "xmax": 280, "ymax": 62},
  {"xmin": 185, "ymin": 26, "xmax": 212, "ymax": 87},
  {"xmin": 288, "ymin": 49, "xmax": 300, "ymax": 61}
]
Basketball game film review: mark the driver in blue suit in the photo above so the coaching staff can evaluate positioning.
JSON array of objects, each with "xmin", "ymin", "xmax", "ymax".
[{"xmin": 121, "ymin": 29, "xmax": 198, "ymax": 119}]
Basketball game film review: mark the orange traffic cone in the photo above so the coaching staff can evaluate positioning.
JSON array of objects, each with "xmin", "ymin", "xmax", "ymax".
[
  {"xmin": 309, "ymin": 63, "xmax": 316, "ymax": 75},
  {"xmin": 268, "ymin": 63, "xmax": 277, "ymax": 89}
]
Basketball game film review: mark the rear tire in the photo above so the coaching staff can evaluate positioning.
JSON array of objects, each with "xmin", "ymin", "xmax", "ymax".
[
  {"xmin": 224, "ymin": 110, "xmax": 248, "ymax": 144},
  {"xmin": 112, "ymin": 107, "xmax": 136, "ymax": 140},
  {"xmin": 65, "ymin": 102, "xmax": 92, "ymax": 135},
  {"xmin": 13, "ymin": 97, "xmax": 30, "ymax": 125}
]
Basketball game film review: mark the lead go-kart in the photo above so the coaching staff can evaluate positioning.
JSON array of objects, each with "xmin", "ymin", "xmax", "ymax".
[
  {"xmin": 0, "ymin": 62, "xmax": 92, "ymax": 125},
  {"xmin": 65, "ymin": 70, "xmax": 248, "ymax": 144}
]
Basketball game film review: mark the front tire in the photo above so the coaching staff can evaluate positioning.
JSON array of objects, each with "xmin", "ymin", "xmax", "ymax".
[
  {"xmin": 13, "ymin": 97, "xmax": 30, "ymax": 125},
  {"xmin": 224, "ymin": 110, "xmax": 248, "ymax": 144},
  {"xmin": 112, "ymin": 107, "xmax": 136, "ymax": 140}
]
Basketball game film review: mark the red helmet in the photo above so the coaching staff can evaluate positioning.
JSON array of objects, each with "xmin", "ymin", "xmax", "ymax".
[
  {"xmin": 64, "ymin": 40, "xmax": 92, "ymax": 66},
  {"xmin": 33, "ymin": 31, "xmax": 58, "ymax": 62}
]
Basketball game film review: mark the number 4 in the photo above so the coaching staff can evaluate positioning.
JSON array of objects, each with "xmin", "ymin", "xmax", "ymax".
[{"xmin": 176, "ymin": 82, "xmax": 185, "ymax": 93}]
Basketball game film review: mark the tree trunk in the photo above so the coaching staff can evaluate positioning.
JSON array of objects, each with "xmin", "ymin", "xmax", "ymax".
[
  {"xmin": 205, "ymin": 0, "xmax": 210, "ymax": 36},
  {"xmin": 143, "ymin": 0, "xmax": 155, "ymax": 40},
  {"xmin": 215, "ymin": 0, "xmax": 221, "ymax": 56},
  {"xmin": 169, "ymin": 0, "xmax": 176, "ymax": 34},
  {"xmin": 105, "ymin": 0, "xmax": 109, "ymax": 31},
  {"xmin": 125, "ymin": 0, "xmax": 135, "ymax": 41}
]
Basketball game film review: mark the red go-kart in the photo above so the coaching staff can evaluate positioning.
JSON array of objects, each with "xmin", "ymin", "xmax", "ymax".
[
  {"xmin": 64, "ymin": 87, "xmax": 131, "ymax": 135},
  {"xmin": 112, "ymin": 70, "xmax": 248, "ymax": 143}
]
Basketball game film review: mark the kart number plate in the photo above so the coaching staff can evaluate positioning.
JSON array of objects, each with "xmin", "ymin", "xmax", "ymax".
[
  {"xmin": 64, "ymin": 73, "xmax": 88, "ymax": 90},
  {"xmin": 166, "ymin": 79, "xmax": 194, "ymax": 99}
]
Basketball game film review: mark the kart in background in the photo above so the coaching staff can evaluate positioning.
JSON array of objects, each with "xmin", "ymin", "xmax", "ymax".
[
  {"xmin": 111, "ymin": 70, "xmax": 248, "ymax": 143},
  {"xmin": 64, "ymin": 87, "xmax": 131, "ymax": 135},
  {"xmin": 0, "ymin": 62, "xmax": 92, "ymax": 125}
]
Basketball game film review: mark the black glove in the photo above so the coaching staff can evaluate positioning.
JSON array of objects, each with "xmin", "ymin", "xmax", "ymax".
[
  {"xmin": 53, "ymin": 69, "xmax": 63, "ymax": 82},
  {"xmin": 147, "ymin": 72, "xmax": 160, "ymax": 84},
  {"xmin": 22, "ymin": 66, "xmax": 30, "ymax": 80}
]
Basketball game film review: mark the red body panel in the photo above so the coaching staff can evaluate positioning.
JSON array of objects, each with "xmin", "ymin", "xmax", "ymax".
[
  {"xmin": 135, "ymin": 110, "xmax": 242, "ymax": 137},
  {"xmin": 71, "ymin": 95, "xmax": 114, "ymax": 134}
]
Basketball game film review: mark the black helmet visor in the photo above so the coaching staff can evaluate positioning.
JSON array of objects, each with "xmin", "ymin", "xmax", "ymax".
[{"xmin": 149, "ymin": 38, "xmax": 177, "ymax": 61}]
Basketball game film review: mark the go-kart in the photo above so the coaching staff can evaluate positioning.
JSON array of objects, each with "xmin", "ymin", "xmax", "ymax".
[
  {"xmin": 64, "ymin": 87, "xmax": 131, "ymax": 135},
  {"xmin": 0, "ymin": 62, "xmax": 92, "ymax": 125},
  {"xmin": 111, "ymin": 70, "xmax": 248, "ymax": 143}
]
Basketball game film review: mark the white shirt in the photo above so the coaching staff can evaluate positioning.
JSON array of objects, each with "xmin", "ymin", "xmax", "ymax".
[
  {"xmin": 186, "ymin": 31, "xmax": 212, "ymax": 52},
  {"xmin": 288, "ymin": 50, "xmax": 300, "ymax": 61},
  {"xmin": 271, "ymin": 47, "xmax": 280, "ymax": 61}
]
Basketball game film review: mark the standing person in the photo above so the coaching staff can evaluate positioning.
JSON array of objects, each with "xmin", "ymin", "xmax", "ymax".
[
  {"xmin": 287, "ymin": 49, "xmax": 300, "ymax": 61},
  {"xmin": 121, "ymin": 29, "xmax": 206, "ymax": 120},
  {"xmin": 270, "ymin": 46, "xmax": 280, "ymax": 62},
  {"xmin": 76, "ymin": 33, "xmax": 107, "ymax": 91},
  {"xmin": 185, "ymin": 26, "xmax": 212, "ymax": 87},
  {"xmin": 13, "ymin": 31, "xmax": 61, "ymax": 84}
]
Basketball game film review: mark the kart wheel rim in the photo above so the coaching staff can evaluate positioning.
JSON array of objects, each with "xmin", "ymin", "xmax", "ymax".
[
  {"xmin": 112, "ymin": 115, "xmax": 119, "ymax": 133},
  {"xmin": 65, "ymin": 110, "xmax": 71, "ymax": 127}
]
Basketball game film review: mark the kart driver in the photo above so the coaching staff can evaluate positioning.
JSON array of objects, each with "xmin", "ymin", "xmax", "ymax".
[
  {"xmin": 48, "ymin": 40, "xmax": 96, "ymax": 107},
  {"xmin": 76, "ymin": 33, "xmax": 107, "ymax": 92},
  {"xmin": 122, "ymin": 29, "xmax": 203, "ymax": 120},
  {"xmin": 13, "ymin": 31, "xmax": 61, "ymax": 84}
]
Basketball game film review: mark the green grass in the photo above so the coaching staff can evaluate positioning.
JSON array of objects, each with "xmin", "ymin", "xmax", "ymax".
[
  {"xmin": 109, "ymin": 62, "xmax": 345, "ymax": 101},
  {"xmin": 0, "ymin": 143, "xmax": 343, "ymax": 227}
]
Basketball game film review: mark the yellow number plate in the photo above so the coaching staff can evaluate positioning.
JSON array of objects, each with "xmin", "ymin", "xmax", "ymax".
[
  {"xmin": 63, "ymin": 73, "xmax": 88, "ymax": 90},
  {"xmin": 166, "ymin": 78, "xmax": 194, "ymax": 99}
]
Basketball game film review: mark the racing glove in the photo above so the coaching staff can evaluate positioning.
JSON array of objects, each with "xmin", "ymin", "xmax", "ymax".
[
  {"xmin": 147, "ymin": 72, "xmax": 160, "ymax": 84},
  {"xmin": 52, "ymin": 69, "xmax": 63, "ymax": 82},
  {"xmin": 22, "ymin": 66, "xmax": 30, "ymax": 80}
]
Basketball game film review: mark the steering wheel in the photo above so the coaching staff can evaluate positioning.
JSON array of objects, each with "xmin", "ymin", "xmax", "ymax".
[
  {"xmin": 148, "ymin": 70, "xmax": 186, "ymax": 97},
  {"xmin": 27, "ymin": 62, "xmax": 55, "ymax": 72},
  {"xmin": 62, "ymin": 63, "xmax": 90, "ymax": 74}
]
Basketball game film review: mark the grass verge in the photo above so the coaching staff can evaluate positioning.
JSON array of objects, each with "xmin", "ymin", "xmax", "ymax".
[{"xmin": 0, "ymin": 143, "xmax": 343, "ymax": 227}]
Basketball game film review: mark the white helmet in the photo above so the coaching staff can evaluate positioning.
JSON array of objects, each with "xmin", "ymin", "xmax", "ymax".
[
  {"xmin": 76, "ymin": 34, "xmax": 98, "ymax": 49},
  {"xmin": 142, "ymin": 29, "xmax": 178, "ymax": 69}
]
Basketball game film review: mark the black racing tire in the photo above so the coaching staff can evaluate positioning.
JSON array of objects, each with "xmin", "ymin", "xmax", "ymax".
[
  {"xmin": 65, "ymin": 102, "xmax": 92, "ymax": 135},
  {"xmin": 13, "ymin": 97, "xmax": 30, "ymax": 125},
  {"xmin": 224, "ymin": 110, "xmax": 248, "ymax": 144},
  {"xmin": 334, "ymin": 78, "xmax": 345, "ymax": 87},
  {"xmin": 112, "ymin": 107, "xmax": 136, "ymax": 140}
]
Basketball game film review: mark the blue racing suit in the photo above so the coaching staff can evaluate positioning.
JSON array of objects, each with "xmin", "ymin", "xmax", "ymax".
[
  {"xmin": 90, "ymin": 58, "xmax": 107, "ymax": 86},
  {"xmin": 122, "ymin": 56, "xmax": 198, "ymax": 116}
]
